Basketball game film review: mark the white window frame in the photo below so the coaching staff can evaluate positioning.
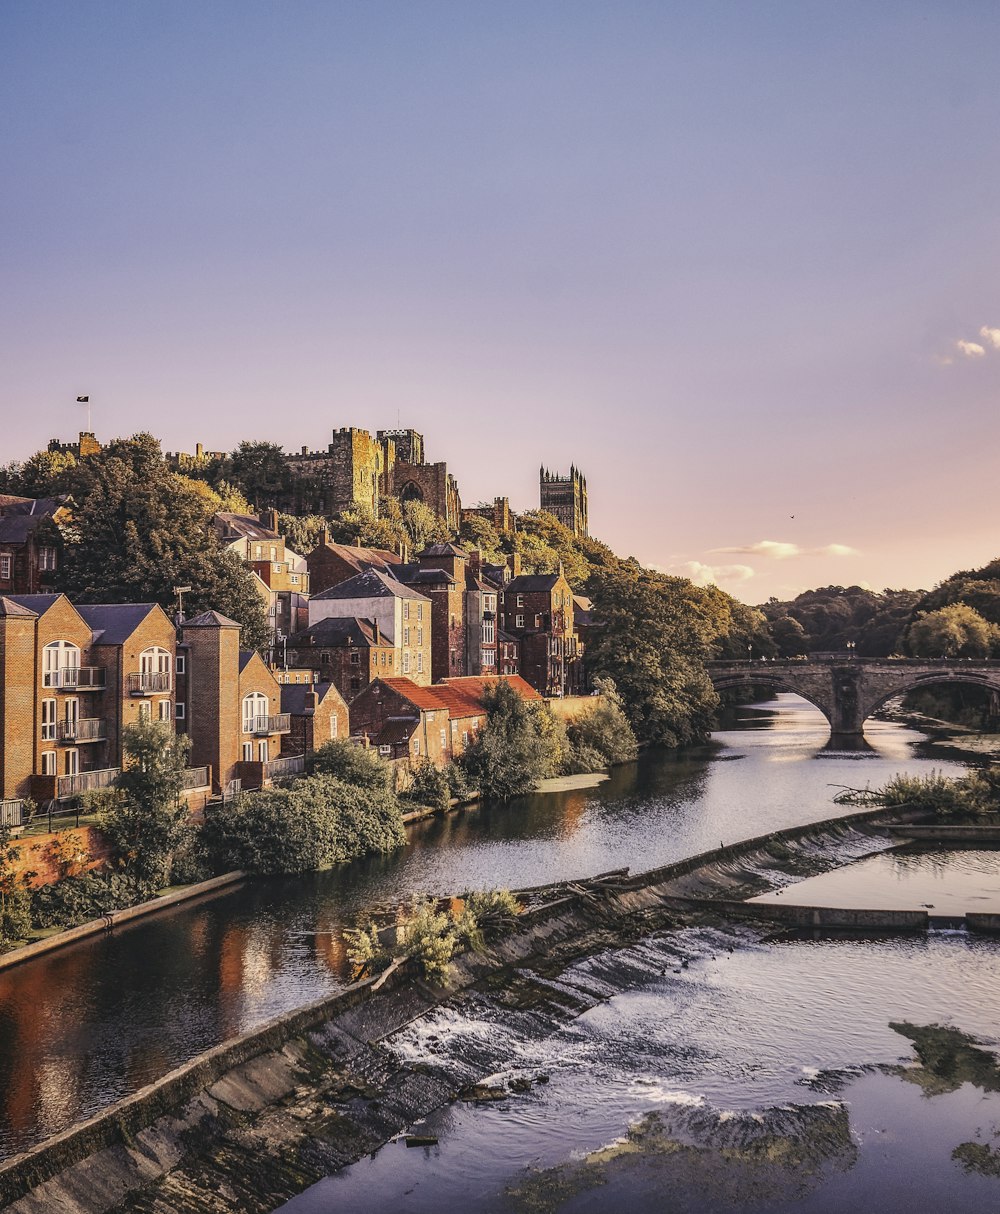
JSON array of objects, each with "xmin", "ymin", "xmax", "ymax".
[
  {"xmin": 242, "ymin": 741, "xmax": 253, "ymax": 761},
  {"xmin": 159, "ymin": 699, "xmax": 173, "ymax": 721},
  {"xmin": 242, "ymin": 692, "xmax": 269, "ymax": 734},
  {"xmin": 258, "ymin": 739, "xmax": 268, "ymax": 762},
  {"xmin": 516, "ymin": 614, "xmax": 525, "ymax": 629},
  {"xmin": 43, "ymin": 640, "xmax": 80, "ymax": 687},
  {"xmin": 175, "ymin": 654, "xmax": 185, "ymax": 674},
  {"xmin": 0, "ymin": 554, "xmax": 10, "ymax": 580},
  {"xmin": 417, "ymin": 653, "xmax": 424, "ymax": 673},
  {"xmin": 38, "ymin": 546, "xmax": 57, "ymax": 571},
  {"xmin": 65, "ymin": 748, "xmax": 78, "ymax": 776},
  {"xmin": 41, "ymin": 751, "xmax": 57, "ymax": 776},
  {"xmin": 41, "ymin": 698, "xmax": 57, "ymax": 740},
  {"xmin": 175, "ymin": 702, "xmax": 186, "ymax": 720}
]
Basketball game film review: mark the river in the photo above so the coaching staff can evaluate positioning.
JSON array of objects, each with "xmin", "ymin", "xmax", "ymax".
[{"xmin": 0, "ymin": 695, "xmax": 977, "ymax": 1161}]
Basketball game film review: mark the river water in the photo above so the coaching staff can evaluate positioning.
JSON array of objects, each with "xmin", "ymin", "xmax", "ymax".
[{"xmin": 0, "ymin": 695, "xmax": 981, "ymax": 1162}]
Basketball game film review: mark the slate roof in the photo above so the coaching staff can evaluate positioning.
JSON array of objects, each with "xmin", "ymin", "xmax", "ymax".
[
  {"xmin": 287, "ymin": 617, "xmax": 384, "ymax": 648},
  {"xmin": 0, "ymin": 596, "xmax": 37, "ymax": 618},
  {"xmin": 308, "ymin": 541, "xmax": 401, "ymax": 581},
  {"xmin": 505, "ymin": 573, "xmax": 563, "ymax": 593},
  {"xmin": 0, "ymin": 498, "xmax": 66, "ymax": 544},
  {"xmin": 375, "ymin": 718, "xmax": 418, "ymax": 746},
  {"xmin": 7, "ymin": 593, "xmax": 64, "ymax": 616},
  {"xmin": 393, "ymin": 565, "xmax": 456, "ymax": 587},
  {"xmin": 214, "ymin": 512, "xmax": 279, "ymax": 541},
  {"xmin": 312, "ymin": 569, "xmax": 429, "ymax": 602},
  {"xmin": 76, "ymin": 603, "xmax": 160, "ymax": 645},
  {"xmin": 419, "ymin": 542, "xmax": 469, "ymax": 559},
  {"xmin": 183, "ymin": 610, "xmax": 241, "ymax": 629},
  {"xmin": 280, "ymin": 681, "xmax": 340, "ymax": 715}
]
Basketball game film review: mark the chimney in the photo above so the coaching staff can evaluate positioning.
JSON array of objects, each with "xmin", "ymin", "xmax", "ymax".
[
  {"xmin": 374, "ymin": 619, "xmax": 381, "ymax": 645},
  {"xmin": 507, "ymin": 552, "xmax": 522, "ymax": 577},
  {"xmin": 304, "ymin": 688, "xmax": 318, "ymax": 715},
  {"xmin": 468, "ymin": 547, "xmax": 482, "ymax": 576},
  {"xmin": 321, "ymin": 525, "xmax": 330, "ymax": 545},
  {"xmin": 264, "ymin": 507, "xmax": 279, "ymax": 533}
]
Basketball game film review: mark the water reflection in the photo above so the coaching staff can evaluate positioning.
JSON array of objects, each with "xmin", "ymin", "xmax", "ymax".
[{"xmin": 0, "ymin": 695, "xmax": 970, "ymax": 1158}]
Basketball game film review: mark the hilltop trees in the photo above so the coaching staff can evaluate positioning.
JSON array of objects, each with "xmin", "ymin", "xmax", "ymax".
[
  {"xmin": 53, "ymin": 433, "xmax": 271, "ymax": 650},
  {"xmin": 907, "ymin": 604, "xmax": 996, "ymax": 658}
]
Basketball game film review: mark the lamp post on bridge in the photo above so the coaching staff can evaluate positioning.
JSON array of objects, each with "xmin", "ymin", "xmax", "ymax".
[{"xmin": 846, "ymin": 640, "xmax": 856, "ymax": 660}]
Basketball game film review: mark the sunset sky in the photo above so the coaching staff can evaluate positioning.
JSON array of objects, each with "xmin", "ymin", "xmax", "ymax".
[{"xmin": 4, "ymin": 2, "xmax": 999, "ymax": 602}]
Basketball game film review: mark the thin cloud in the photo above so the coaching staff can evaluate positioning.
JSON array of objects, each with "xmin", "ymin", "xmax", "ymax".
[
  {"xmin": 672, "ymin": 561, "xmax": 755, "ymax": 588},
  {"xmin": 979, "ymin": 326, "xmax": 1000, "ymax": 349},
  {"xmin": 957, "ymin": 339, "xmax": 986, "ymax": 358},
  {"xmin": 710, "ymin": 539, "xmax": 857, "ymax": 560}
]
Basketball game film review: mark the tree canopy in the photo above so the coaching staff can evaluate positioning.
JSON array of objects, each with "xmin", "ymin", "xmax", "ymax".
[{"xmin": 52, "ymin": 433, "xmax": 271, "ymax": 650}]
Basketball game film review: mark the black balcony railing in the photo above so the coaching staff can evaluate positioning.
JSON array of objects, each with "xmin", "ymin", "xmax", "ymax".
[
  {"xmin": 127, "ymin": 671, "xmax": 172, "ymax": 695},
  {"xmin": 43, "ymin": 667, "xmax": 106, "ymax": 690}
]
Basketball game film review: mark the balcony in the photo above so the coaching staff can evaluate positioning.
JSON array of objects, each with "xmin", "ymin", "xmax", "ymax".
[
  {"xmin": 43, "ymin": 667, "xmax": 106, "ymax": 691},
  {"xmin": 245, "ymin": 713, "xmax": 291, "ymax": 736},
  {"xmin": 181, "ymin": 766, "xmax": 211, "ymax": 790},
  {"xmin": 32, "ymin": 767, "xmax": 121, "ymax": 802},
  {"xmin": 263, "ymin": 754, "xmax": 305, "ymax": 781},
  {"xmin": 127, "ymin": 671, "xmax": 172, "ymax": 695},
  {"xmin": 57, "ymin": 717, "xmax": 106, "ymax": 743}
]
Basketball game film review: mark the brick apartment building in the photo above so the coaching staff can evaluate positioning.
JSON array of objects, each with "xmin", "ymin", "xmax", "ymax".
[
  {"xmin": 0, "ymin": 496, "xmax": 70, "ymax": 596},
  {"xmin": 284, "ymin": 616, "xmax": 398, "ymax": 703},
  {"xmin": 498, "ymin": 568, "xmax": 583, "ymax": 696},
  {"xmin": 213, "ymin": 511, "xmax": 310, "ymax": 643}
]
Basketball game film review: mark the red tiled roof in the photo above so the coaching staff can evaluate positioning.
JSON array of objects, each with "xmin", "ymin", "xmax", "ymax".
[
  {"xmin": 380, "ymin": 678, "xmax": 450, "ymax": 712},
  {"xmin": 439, "ymin": 674, "xmax": 543, "ymax": 703}
]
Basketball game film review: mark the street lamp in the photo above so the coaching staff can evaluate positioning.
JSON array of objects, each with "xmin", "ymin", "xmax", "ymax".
[
  {"xmin": 747, "ymin": 642, "xmax": 753, "ymax": 662},
  {"xmin": 846, "ymin": 640, "xmax": 856, "ymax": 659}
]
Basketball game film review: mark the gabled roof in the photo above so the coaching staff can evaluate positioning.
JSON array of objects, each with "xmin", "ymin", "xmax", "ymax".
[
  {"xmin": 238, "ymin": 651, "xmax": 256, "ymax": 673},
  {"xmin": 0, "ymin": 595, "xmax": 37, "ymax": 618},
  {"xmin": 377, "ymin": 677, "xmax": 450, "ymax": 712},
  {"xmin": 7, "ymin": 593, "xmax": 64, "ymax": 616},
  {"xmin": 393, "ymin": 565, "xmax": 456, "ymax": 587},
  {"xmin": 309, "ymin": 540, "xmax": 401, "ymax": 576},
  {"xmin": 287, "ymin": 616, "xmax": 384, "ymax": 648},
  {"xmin": 423, "ymin": 682, "xmax": 489, "ymax": 720},
  {"xmin": 439, "ymin": 674, "xmax": 542, "ymax": 703},
  {"xmin": 214, "ymin": 512, "xmax": 280, "ymax": 541},
  {"xmin": 0, "ymin": 494, "xmax": 33, "ymax": 511},
  {"xmin": 0, "ymin": 497, "xmax": 66, "ymax": 544},
  {"xmin": 419, "ymin": 542, "xmax": 469, "ymax": 559},
  {"xmin": 280, "ymin": 681, "xmax": 343, "ymax": 715},
  {"xmin": 505, "ymin": 573, "xmax": 563, "ymax": 593},
  {"xmin": 183, "ymin": 610, "xmax": 241, "ymax": 629},
  {"xmin": 375, "ymin": 717, "xmax": 418, "ymax": 746},
  {"xmin": 312, "ymin": 568, "xmax": 429, "ymax": 602},
  {"xmin": 76, "ymin": 603, "xmax": 161, "ymax": 645}
]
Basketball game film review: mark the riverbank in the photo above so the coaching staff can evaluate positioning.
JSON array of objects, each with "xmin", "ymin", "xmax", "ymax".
[{"xmin": 0, "ymin": 803, "xmax": 936, "ymax": 1213}]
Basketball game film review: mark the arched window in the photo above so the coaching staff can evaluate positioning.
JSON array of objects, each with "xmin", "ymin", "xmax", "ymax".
[
  {"xmin": 43, "ymin": 640, "xmax": 80, "ymax": 687},
  {"xmin": 138, "ymin": 646, "xmax": 172, "ymax": 693},
  {"xmin": 242, "ymin": 692, "xmax": 268, "ymax": 734}
]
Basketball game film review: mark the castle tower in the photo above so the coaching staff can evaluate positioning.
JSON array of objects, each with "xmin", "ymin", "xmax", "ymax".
[{"xmin": 539, "ymin": 465, "xmax": 588, "ymax": 538}]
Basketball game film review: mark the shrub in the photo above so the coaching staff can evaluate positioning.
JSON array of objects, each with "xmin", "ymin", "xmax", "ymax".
[
  {"xmin": 30, "ymin": 870, "xmax": 153, "ymax": 929},
  {"xmin": 565, "ymin": 677, "xmax": 639, "ymax": 767},
  {"xmin": 404, "ymin": 762, "xmax": 451, "ymax": 812},
  {"xmin": 562, "ymin": 743, "xmax": 608, "ymax": 775},
  {"xmin": 0, "ymin": 884, "xmax": 32, "ymax": 949},
  {"xmin": 308, "ymin": 738, "xmax": 392, "ymax": 790},
  {"xmin": 459, "ymin": 682, "xmax": 552, "ymax": 800},
  {"xmin": 204, "ymin": 772, "xmax": 405, "ymax": 875}
]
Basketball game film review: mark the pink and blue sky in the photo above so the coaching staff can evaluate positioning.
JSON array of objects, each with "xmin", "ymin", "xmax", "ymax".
[{"xmin": 3, "ymin": 2, "xmax": 999, "ymax": 602}]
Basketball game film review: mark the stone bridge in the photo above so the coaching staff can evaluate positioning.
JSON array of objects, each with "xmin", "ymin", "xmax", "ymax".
[{"xmin": 705, "ymin": 656, "xmax": 1000, "ymax": 736}]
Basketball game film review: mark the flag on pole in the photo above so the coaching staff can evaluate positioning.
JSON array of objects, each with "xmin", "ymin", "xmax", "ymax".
[{"xmin": 76, "ymin": 395, "xmax": 89, "ymax": 403}]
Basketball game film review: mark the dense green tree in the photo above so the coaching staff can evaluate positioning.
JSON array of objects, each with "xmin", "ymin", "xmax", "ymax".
[
  {"xmin": 459, "ymin": 682, "xmax": 553, "ymax": 799},
  {"xmin": 566, "ymin": 677, "xmax": 639, "ymax": 766},
  {"xmin": 225, "ymin": 441, "xmax": 290, "ymax": 510},
  {"xmin": 277, "ymin": 513, "xmax": 329, "ymax": 554},
  {"xmin": 402, "ymin": 500, "xmax": 450, "ymax": 551},
  {"xmin": 457, "ymin": 514, "xmax": 507, "ymax": 564},
  {"xmin": 907, "ymin": 604, "xmax": 996, "ymax": 658},
  {"xmin": 106, "ymin": 720, "xmax": 192, "ymax": 887},
  {"xmin": 308, "ymin": 737, "xmax": 394, "ymax": 790},
  {"xmin": 760, "ymin": 585, "xmax": 922, "ymax": 657},
  {"xmin": 53, "ymin": 433, "xmax": 270, "ymax": 650},
  {"xmin": 586, "ymin": 563, "xmax": 723, "ymax": 746}
]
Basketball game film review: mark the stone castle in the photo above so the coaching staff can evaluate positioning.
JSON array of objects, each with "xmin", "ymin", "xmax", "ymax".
[{"xmin": 283, "ymin": 427, "xmax": 462, "ymax": 529}]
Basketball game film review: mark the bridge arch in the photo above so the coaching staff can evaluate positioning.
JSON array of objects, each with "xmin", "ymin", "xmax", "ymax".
[
  {"xmin": 860, "ymin": 671, "xmax": 1000, "ymax": 724},
  {"xmin": 711, "ymin": 673, "xmax": 835, "ymax": 729}
]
